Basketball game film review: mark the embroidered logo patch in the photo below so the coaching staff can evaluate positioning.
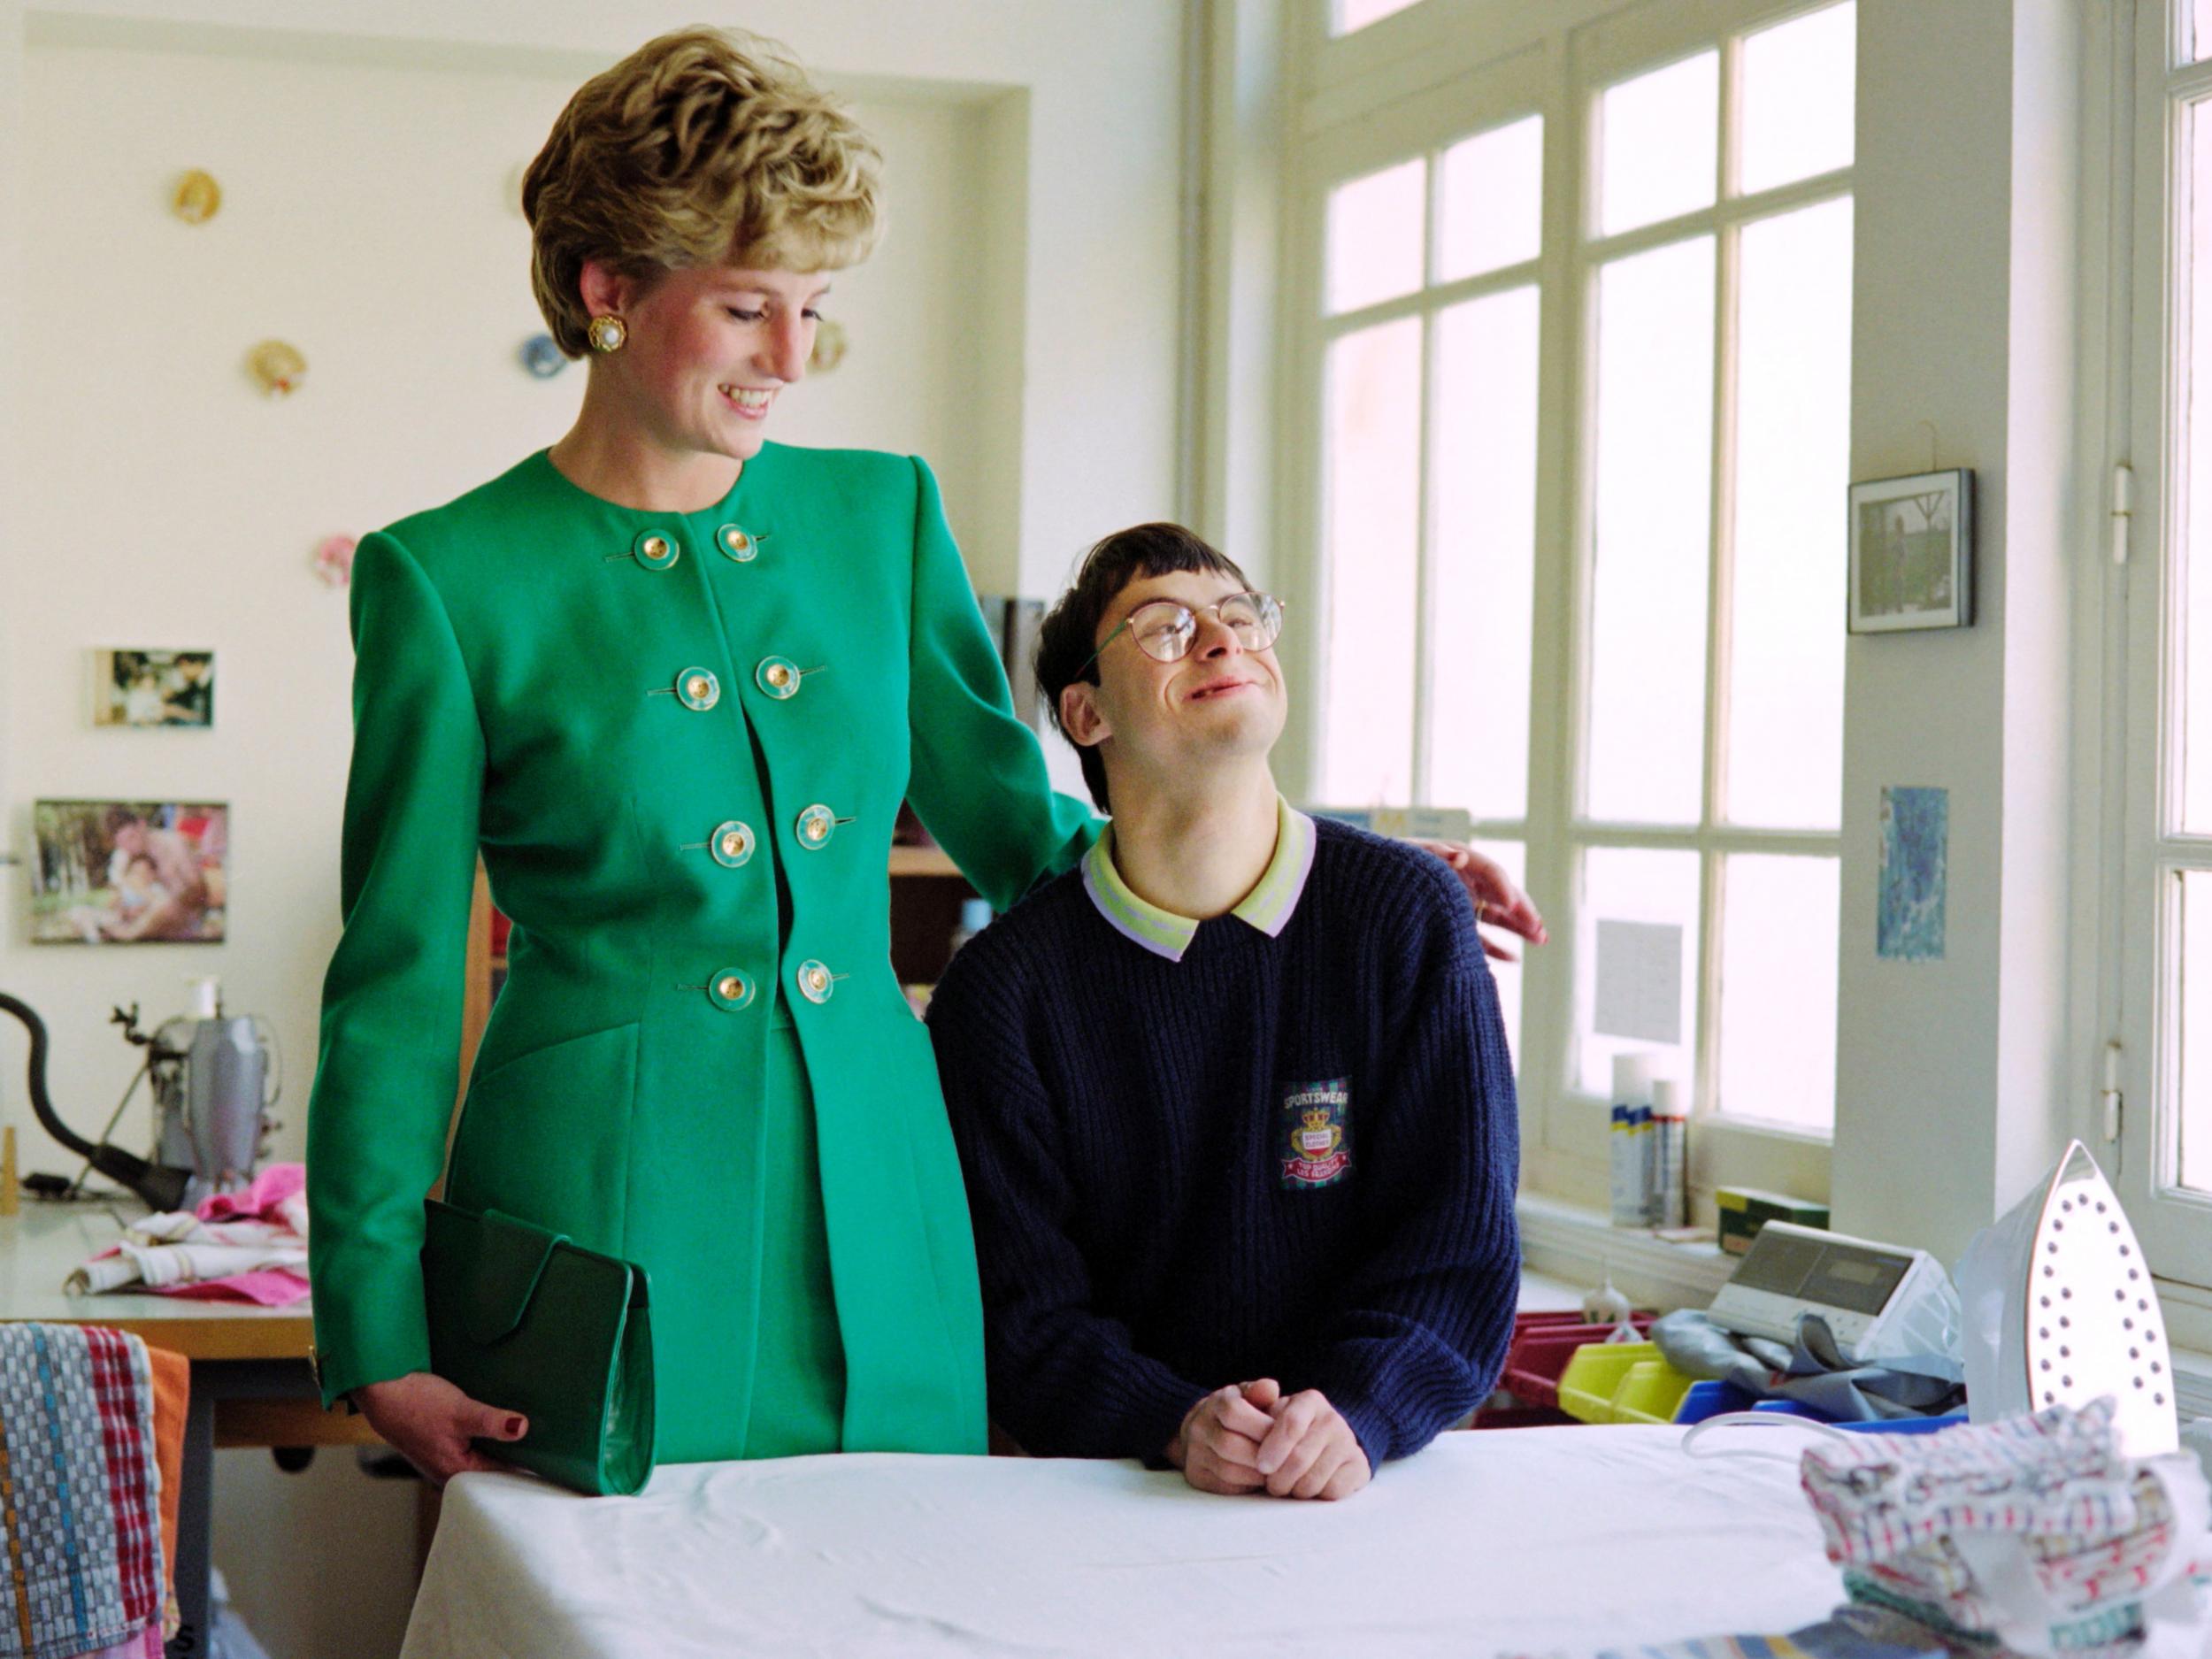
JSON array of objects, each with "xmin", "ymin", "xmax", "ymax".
[{"xmin": 1279, "ymin": 1079, "xmax": 1353, "ymax": 1189}]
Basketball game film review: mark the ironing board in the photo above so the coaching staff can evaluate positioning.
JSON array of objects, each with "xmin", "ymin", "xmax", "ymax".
[{"xmin": 401, "ymin": 1425, "xmax": 1844, "ymax": 1657}]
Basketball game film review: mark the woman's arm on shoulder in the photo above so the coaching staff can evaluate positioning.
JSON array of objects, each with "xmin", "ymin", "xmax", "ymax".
[{"xmin": 903, "ymin": 456, "xmax": 1100, "ymax": 910}]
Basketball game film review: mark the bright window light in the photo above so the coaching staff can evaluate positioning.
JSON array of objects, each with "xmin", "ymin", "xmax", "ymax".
[
  {"xmin": 1725, "ymin": 198, "xmax": 1853, "ymax": 831},
  {"xmin": 1586, "ymin": 235, "xmax": 1716, "ymax": 825},
  {"xmin": 1739, "ymin": 3, "xmax": 1856, "ymax": 195},
  {"xmin": 1438, "ymin": 116, "xmax": 1543, "ymax": 282},
  {"xmin": 1325, "ymin": 159, "xmax": 1425, "ymax": 314},
  {"xmin": 1717, "ymin": 854, "xmax": 1839, "ymax": 1131},
  {"xmin": 1598, "ymin": 52, "xmax": 1718, "ymax": 235},
  {"xmin": 1429, "ymin": 286, "xmax": 1540, "ymax": 822},
  {"xmin": 1333, "ymin": 0, "xmax": 1422, "ymax": 35},
  {"xmin": 1319, "ymin": 318, "xmax": 1422, "ymax": 804}
]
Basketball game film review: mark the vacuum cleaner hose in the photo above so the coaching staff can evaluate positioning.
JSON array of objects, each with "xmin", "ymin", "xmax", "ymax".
[{"xmin": 0, "ymin": 991, "xmax": 188, "ymax": 1211}]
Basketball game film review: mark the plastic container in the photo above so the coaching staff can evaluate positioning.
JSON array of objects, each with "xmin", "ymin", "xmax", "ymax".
[
  {"xmin": 1556, "ymin": 1341, "xmax": 1694, "ymax": 1425},
  {"xmin": 1671, "ymin": 1379, "xmax": 1966, "ymax": 1434},
  {"xmin": 1498, "ymin": 1312, "xmax": 1655, "ymax": 1409}
]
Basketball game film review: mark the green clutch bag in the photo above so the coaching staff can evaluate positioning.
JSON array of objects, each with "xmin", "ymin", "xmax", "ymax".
[{"xmin": 420, "ymin": 1199, "xmax": 656, "ymax": 1496}]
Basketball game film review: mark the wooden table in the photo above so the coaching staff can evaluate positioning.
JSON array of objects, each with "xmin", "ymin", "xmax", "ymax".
[{"xmin": 0, "ymin": 1199, "xmax": 379, "ymax": 1657}]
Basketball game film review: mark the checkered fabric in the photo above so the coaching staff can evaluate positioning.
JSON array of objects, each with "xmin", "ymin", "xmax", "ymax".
[
  {"xmin": 1801, "ymin": 1400, "xmax": 2211, "ymax": 1657},
  {"xmin": 0, "ymin": 1325, "xmax": 163, "ymax": 1659}
]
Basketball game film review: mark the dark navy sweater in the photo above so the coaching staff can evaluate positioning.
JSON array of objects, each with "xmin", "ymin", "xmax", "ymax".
[{"xmin": 927, "ymin": 815, "xmax": 1520, "ymax": 1469}]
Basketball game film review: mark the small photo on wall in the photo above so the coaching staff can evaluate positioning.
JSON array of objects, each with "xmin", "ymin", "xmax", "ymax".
[
  {"xmin": 1848, "ymin": 469, "xmax": 1974, "ymax": 633},
  {"xmin": 91, "ymin": 649, "xmax": 216, "ymax": 728},
  {"xmin": 29, "ymin": 800, "xmax": 228, "ymax": 944}
]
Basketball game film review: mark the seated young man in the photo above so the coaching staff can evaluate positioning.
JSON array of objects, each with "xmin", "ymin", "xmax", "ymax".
[{"xmin": 927, "ymin": 523, "xmax": 1520, "ymax": 1502}]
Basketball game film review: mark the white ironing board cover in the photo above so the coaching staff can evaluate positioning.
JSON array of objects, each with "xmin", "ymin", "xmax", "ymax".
[{"xmin": 402, "ymin": 1425, "xmax": 1842, "ymax": 1658}]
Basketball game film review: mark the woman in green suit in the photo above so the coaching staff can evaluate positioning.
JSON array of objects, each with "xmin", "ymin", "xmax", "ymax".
[
  {"xmin": 306, "ymin": 27, "xmax": 1097, "ymax": 1481},
  {"xmin": 308, "ymin": 25, "xmax": 1546, "ymax": 1486}
]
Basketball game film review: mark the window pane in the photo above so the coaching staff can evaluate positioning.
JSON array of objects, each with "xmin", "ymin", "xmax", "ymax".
[
  {"xmin": 1739, "ymin": 3, "xmax": 1856, "ymax": 195},
  {"xmin": 1717, "ymin": 854, "xmax": 1839, "ymax": 1133},
  {"xmin": 1327, "ymin": 159, "xmax": 1425, "ymax": 314},
  {"xmin": 1578, "ymin": 846, "xmax": 1701, "ymax": 1096},
  {"xmin": 1472, "ymin": 838, "xmax": 1526, "ymax": 1071},
  {"xmin": 2180, "ymin": 873, "xmax": 2212, "ymax": 1192},
  {"xmin": 1430, "ymin": 287, "xmax": 1539, "ymax": 820},
  {"xmin": 1319, "ymin": 318, "xmax": 1422, "ymax": 804},
  {"xmin": 1726, "ymin": 198, "xmax": 1853, "ymax": 830},
  {"xmin": 2193, "ymin": 1, "xmax": 2212, "ymax": 64},
  {"xmin": 2185, "ymin": 104, "xmax": 2212, "ymax": 831},
  {"xmin": 1598, "ymin": 52, "xmax": 1718, "ymax": 236},
  {"xmin": 1334, "ymin": 0, "xmax": 1421, "ymax": 34},
  {"xmin": 1439, "ymin": 115, "xmax": 1543, "ymax": 282},
  {"xmin": 1586, "ymin": 236, "xmax": 1715, "ymax": 824}
]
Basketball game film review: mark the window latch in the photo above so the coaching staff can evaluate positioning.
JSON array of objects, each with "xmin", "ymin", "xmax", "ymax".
[{"xmin": 2111, "ymin": 464, "xmax": 2133, "ymax": 567}]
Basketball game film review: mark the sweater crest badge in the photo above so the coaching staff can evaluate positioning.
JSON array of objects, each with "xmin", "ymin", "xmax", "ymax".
[{"xmin": 1279, "ymin": 1079, "xmax": 1353, "ymax": 1189}]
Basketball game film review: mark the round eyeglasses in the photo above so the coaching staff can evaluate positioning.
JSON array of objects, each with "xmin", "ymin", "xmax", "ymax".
[{"xmin": 1080, "ymin": 591, "xmax": 1286, "ymax": 675}]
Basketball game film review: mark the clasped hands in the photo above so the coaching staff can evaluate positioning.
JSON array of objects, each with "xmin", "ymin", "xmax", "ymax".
[{"xmin": 1165, "ymin": 1379, "xmax": 1370, "ymax": 1502}]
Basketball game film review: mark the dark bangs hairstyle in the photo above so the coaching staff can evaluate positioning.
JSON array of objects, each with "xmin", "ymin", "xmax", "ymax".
[{"xmin": 1033, "ymin": 522, "xmax": 1251, "ymax": 811}]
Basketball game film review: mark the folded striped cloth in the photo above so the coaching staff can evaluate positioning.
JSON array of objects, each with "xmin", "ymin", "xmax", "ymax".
[
  {"xmin": 1798, "ymin": 1400, "xmax": 2211, "ymax": 1657},
  {"xmin": 0, "ymin": 1325, "xmax": 166, "ymax": 1659}
]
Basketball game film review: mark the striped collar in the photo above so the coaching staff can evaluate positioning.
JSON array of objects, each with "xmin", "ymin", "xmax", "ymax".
[{"xmin": 1081, "ymin": 796, "xmax": 1317, "ymax": 963}]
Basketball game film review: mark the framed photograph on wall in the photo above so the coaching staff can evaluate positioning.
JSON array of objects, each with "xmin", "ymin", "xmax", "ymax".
[
  {"xmin": 28, "ymin": 800, "xmax": 228, "ymax": 944},
  {"xmin": 90, "ymin": 649, "xmax": 216, "ymax": 727},
  {"xmin": 1847, "ymin": 469, "xmax": 1974, "ymax": 633}
]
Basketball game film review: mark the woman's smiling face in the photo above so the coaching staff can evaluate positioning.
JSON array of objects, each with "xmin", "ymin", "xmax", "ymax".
[{"xmin": 589, "ymin": 262, "xmax": 831, "ymax": 463}]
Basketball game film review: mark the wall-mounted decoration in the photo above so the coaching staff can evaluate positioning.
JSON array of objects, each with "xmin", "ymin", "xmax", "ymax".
[
  {"xmin": 314, "ymin": 534, "xmax": 357, "ymax": 588},
  {"xmin": 1848, "ymin": 468, "xmax": 1974, "ymax": 633},
  {"xmin": 520, "ymin": 334, "xmax": 568, "ymax": 379},
  {"xmin": 30, "ymin": 800, "xmax": 228, "ymax": 945},
  {"xmin": 90, "ymin": 649, "xmax": 214, "ymax": 728},
  {"xmin": 171, "ymin": 169, "xmax": 221, "ymax": 225},
  {"xmin": 810, "ymin": 317, "xmax": 849, "ymax": 376},
  {"xmin": 1878, "ymin": 786, "xmax": 1947, "ymax": 962},
  {"xmin": 246, "ymin": 340, "xmax": 306, "ymax": 398}
]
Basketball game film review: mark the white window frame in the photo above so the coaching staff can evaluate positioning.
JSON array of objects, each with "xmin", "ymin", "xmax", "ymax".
[
  {"xmin": 1280, "ymin": 0, "xmax": 1847, "ymax": 1210},
  {"xmin": 2116, "ymin": 0, "xmax": 2212, "ymax": 1299}
]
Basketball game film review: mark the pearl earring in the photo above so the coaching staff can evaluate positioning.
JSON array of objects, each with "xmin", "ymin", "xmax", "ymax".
[{"xmin": 586, "ymin": 314, "xmax": 628, "ymax": 354}]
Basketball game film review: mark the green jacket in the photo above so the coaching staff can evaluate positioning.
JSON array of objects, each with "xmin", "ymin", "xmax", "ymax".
[{"xmin": 305, "ymin": 445, "xmax": 1096, "ymax": 1460}]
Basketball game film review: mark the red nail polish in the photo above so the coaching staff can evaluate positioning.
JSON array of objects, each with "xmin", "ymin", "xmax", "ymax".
[{"xmin": 505, "ymin": 1417, "xmax": 524, "ymax": 1437}]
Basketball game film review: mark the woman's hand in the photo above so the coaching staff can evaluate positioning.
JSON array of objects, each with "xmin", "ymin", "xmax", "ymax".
[
  {"xmin": 1415, "ymin": 841, "xmax": 1548, "ymax": 963},
  {"xmin": 351, "ymin": 1371, "xmax": 527, "ymax": 1488}
]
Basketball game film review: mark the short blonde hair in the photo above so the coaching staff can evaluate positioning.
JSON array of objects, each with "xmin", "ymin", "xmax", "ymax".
[{"xmin": 523, "ymin": 27, "xmax": 882, "ymax": 357}]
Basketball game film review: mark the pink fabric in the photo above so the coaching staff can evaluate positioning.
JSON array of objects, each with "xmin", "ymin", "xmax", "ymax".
[
  {"xmin": 164, "ymin": 1164, "xmax": 311, "ymax": 1300},
  {"xmin": 156, "ymin": 1268, "xmax": 308, "ymax": 1307},
  {"xmin": 196, "ymin": 1162, "xmax": 304, "ymax": 1224}
]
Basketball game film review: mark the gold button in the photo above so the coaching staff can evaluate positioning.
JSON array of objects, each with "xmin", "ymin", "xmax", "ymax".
[
  {"xmin": 707, "ymin": 967, "xmax": 755, "ymax": 1010},
  {"xmin": 708, "ymin": 819, "xmax": 754, "ymax": 868},
  {"xmin": 807, "ymin": 967, "xmax": 826, "ymax": 992},
  {"xmin": 726, "ymin": 530, "xmax": 747, "ymax": 551},
  {"xmin": 687, "ymin": 675, "xmax": 711, "ymax": 700},
  {"xmin": 768, "ymin": 664, "xmax": 791, "ymax": 687},
  {"xmin": 644, "ymin": 536, "xmax": 667, "ymax": 557}
]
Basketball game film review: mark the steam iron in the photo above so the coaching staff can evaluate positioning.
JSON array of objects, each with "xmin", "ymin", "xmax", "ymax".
[{"xmin": 1956, "ymin": 1139, "xmax": 2175, "ymax": 1457}]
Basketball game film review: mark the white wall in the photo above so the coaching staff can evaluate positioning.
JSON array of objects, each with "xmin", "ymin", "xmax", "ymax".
[
  {"xmin": 1829, "ymin": 0, "xmax": 2090, "ymax": 1262},
  {"xmin": 0, "ymin": 6, "xmax": 1184, "ymax": 1655}
]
